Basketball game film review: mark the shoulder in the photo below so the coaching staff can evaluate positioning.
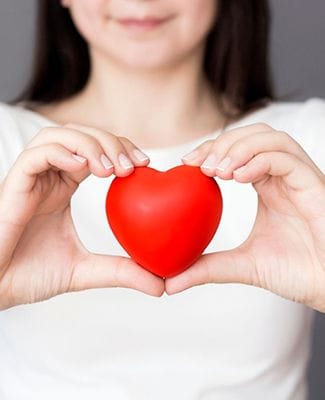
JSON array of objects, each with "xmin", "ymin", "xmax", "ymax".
[
  {"xmin": 0, "ymin": 101, "xmax": 55, "ymax": 180},
  {"xmin": 243, "ymin": 97, "xmax": 325, "ymax": 132},
  {"xmin": 0, "ymin": 100, "xmax": 58, "ymax": 146},
  {"xmin": 0, "ymin": 101, "xmax": 55, "ymax": 137},
  {"xmin": 241, "ymin": 98, "xmax": 325, "ymax": 172}
]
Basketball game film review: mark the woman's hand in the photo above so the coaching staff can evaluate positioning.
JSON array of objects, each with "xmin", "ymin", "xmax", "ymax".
[
  {"xmin": 0, "ymin": 123, "xmax": 164, "ymax": 311},
  {"xmin": 165, "ymin": 123, "xmax": 325, "ymax": 312}
]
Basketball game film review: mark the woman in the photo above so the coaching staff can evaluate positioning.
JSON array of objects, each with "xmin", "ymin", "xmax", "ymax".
[{"xmin": 0, "ymin": 0, "xmax": 324, "ymax": 398}]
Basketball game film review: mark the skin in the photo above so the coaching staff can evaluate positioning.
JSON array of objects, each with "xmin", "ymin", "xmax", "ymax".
[
  {"xmin": 165, "ymin": 124, "xmax": 325, "ymax": 312},
  {"xmin": 0, "ymin": 123, "xmax": 164, "ymax": 310},
  {"xmin": 0, "ymin": 0, "xmax": 324, "ymax": 311},
  {"xmin": 0, "ymin": 0, "xmax": 219, "ymax": 309},
  {"xmin": 39, "ymin": 0, "xmax": 222, "ymax": 148}
]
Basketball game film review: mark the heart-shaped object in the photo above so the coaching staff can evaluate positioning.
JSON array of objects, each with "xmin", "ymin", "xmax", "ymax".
[{"xmin": 105, "ymin": 165, "xmax": 223, "ymax": 278}]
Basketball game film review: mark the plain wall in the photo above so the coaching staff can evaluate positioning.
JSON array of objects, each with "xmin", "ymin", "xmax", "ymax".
[{"xmin": 0, "ymin": 1, "xmax": 325, "ymax": 398}]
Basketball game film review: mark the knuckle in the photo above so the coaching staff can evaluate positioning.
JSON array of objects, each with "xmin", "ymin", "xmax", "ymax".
[
  {"xmin": 71, "ymin": 128, "xmax": 118, "ymax": 152},
  {"xmin": 40, "ymin": 142, "xmax": 64, "ymax": 155},
  {"xmin": 48, "ymin": 142, "xmax": 64, "ymax": 152},
  {"xmin": 18, "ymin": 148, "xmax": 31, "ymax": 161},
  {"xmin": 275, "ymin": 130, "xmax": 291, "ymax": 141},
  {"xmin": 24, "ymin": 141, "xmax": 35, "ymax": 150},
  {"xmin": 27, "ymin": 127, "xmax": 52, "ymax": 145},
  {"xmin": 78, "ymin": 125, "xmax": 113, "ymax": 139},
  {"xmin": 210, "ymin": 138, "xmax": 225, "ymax": 151},
  {"xmin": 69, "ymin": 133, "xmax": 102, "ymax": 154},
  {"xmin": 80, "ymin": 135, "xmax": 100, "ymax": 150},
  {"xmin": 117, "ymin": 136, "xmax": 134, "ymax": 147},
  {"xmin": 254, "ymin": 122, "xmax": 272, "ymax": 131},
  {"xmin": 204, "ymin": 139, "xmax": 215, "ymax": 147},
  {"xmin": 105, "ymin": 139, "xmax": 127, "ymax": 156},
  {"xmin": 62, "ymin": 122, "xmax": 77, "ymax": 128},
  {"xmin": 38, "ymin": 126, "xmax": 55, "ymax": 137},
  {"xmin": 196, "ymin": 139, "xmax": 215, "ymax": 154},
  {"xmin": 254, "ymin": 152, "xmax": 268, "ymax": 165},
  {"xmin": 116, "ymin": 136, "xmax": 132, "ymax": 149},
  {"xmin": 18, "ymin": 146, "xmax": 42, "ymax": 165},
  {"xmin": 117, "ymin": 135, "xmax": 129, "ymax": 142},
  {"xmin": 229, "ymin": 142, "xmax": 249, "ymax": 159}
]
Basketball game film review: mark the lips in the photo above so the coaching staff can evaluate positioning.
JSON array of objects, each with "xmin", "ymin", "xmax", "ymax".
[{"xmin": 116, "ymin": 16, "xmax": 169, "ymax": 30}]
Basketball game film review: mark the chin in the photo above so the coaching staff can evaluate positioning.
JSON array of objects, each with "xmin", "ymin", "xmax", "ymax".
[{"xmin": 108, "ymin": 47, "xmax": 181, "ymax": 70}]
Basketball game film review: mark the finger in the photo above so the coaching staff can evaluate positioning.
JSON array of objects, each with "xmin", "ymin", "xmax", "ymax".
[
  {"xmin": 5, "ymin": 143, "xmax": 88, "ymax": 195},
  {"xmin": 0, "ymin": 143, "xmax": 88, "ymax": 226},
  {"xmin": 233, "ymin": 151, "xmax": 323, "ymax": 191},
  {"xmin": 165, "ymin": 248, "xmax": 256, "ymax": 295},
  {"xmin": 181, "ymin": 123, "xmax": 273, "ymax": 166},
  {"xmin": 63, "ymin": 123, "xmax": 138, "ymax": 177},
  {"xmin": 118, "ymin": 136, "xmax": 150, "ymax": 166},
  {"xmin": 181, "ymin": 139, "xmax": 215, "ymax": 165},
  {"xmin": 69, "ymin": 253, "xmax": 165, "ymax": 297},
  {"xmin": 26, "ymin": 126, "xmax": 115, "ymax": 181},
  {"xmin": 202, "ymin": 131, "xmax": 323, "ymax": 180},
  {"xmin": 27, "ymin": 124, "xmax": 134, "ymax": 179}
]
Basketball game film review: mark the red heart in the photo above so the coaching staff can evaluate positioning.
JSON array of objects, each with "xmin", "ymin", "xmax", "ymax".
[{"xmin": 105, "ymin": 165, "xmax": 223, "ymax": 278}]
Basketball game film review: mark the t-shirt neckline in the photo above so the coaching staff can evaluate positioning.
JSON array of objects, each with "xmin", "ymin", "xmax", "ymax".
[{"xmin": 14, "ymin": 101, "xmax": 272, "ymax": 153}]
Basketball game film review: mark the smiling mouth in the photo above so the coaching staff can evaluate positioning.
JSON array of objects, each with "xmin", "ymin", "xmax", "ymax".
[{"xmin": 116, "ymin": 16, "xmax": 170, "ymax": 31}]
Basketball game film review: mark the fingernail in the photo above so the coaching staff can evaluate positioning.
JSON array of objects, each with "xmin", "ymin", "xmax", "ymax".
[
  {"xmin": 182, "ymin": 150, "xmax": 199, "ymax": 161},
  {"xmin": 118, "ymin": 153, "xmax": 133, "ymax": 170},
  {"xmin": 216, "ymin": 157, "xmax": 231, "ymax": 171},
  {"xmin": 100, "ymin": 154, "xmax": 114, "ymax": 170},
  {"xmin": 133, "ymin": 149, "xmax": 149, "ymax": 162},
  {"xmin": 72, "ymin": 154, "xmax": 87, "ymax": 163},
  {"xmin": 201, "ymin": 153, "xmax": 218, "ymax": 170}
]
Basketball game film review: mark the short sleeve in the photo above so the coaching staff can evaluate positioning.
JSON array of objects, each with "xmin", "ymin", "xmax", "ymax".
[
  {"xmin": 0, "ymin": 102, "xmax": 31, "ymax": 183},
  {"xmin": 294, "ymin": 98, "xmax": 325, "ymax": 173}
]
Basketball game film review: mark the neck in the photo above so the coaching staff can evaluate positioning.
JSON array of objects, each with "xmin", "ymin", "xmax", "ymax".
[{"xmin": 50, "ymin": 46, "xmax": 225, "ymax": 148}]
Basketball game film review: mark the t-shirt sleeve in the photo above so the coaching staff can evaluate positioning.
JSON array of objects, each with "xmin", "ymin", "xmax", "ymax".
[
  {"xmin": 0, "ymin": 103, "xmax": 25, "ymax": 183},
  {"xmin": 294, "ymin": 97, "xmax": 325, "ymax": 174}
]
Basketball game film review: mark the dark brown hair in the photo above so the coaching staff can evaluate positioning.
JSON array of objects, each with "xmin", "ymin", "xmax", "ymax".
[{"xmin": 12, "ymin": 0, "xmax": 273, "ymax": 118}]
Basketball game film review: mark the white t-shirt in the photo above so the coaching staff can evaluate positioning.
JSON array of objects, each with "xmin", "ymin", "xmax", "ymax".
[{"xmin": 0, "ymin": 98, "xmax": 324, "ymax": 400}]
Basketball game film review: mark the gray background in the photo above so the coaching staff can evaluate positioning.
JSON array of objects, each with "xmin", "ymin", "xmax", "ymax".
[{"xmin": 0, "ymin": 0, "xmax": 324, "ymax": 398}]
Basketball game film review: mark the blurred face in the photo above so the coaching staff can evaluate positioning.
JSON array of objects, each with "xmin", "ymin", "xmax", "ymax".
[{"xmin": 62, "ymin": 0, "xmax": 217, "ymax": 69}]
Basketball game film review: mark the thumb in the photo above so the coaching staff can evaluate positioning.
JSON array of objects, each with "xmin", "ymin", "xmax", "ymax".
[
  {"xmin": 69, "ymin": 252, "xmax": 165, "ymax": 297},
  {"xmin": 165, "ymin": 247, "xmax": 256, "ymax": 295}
]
